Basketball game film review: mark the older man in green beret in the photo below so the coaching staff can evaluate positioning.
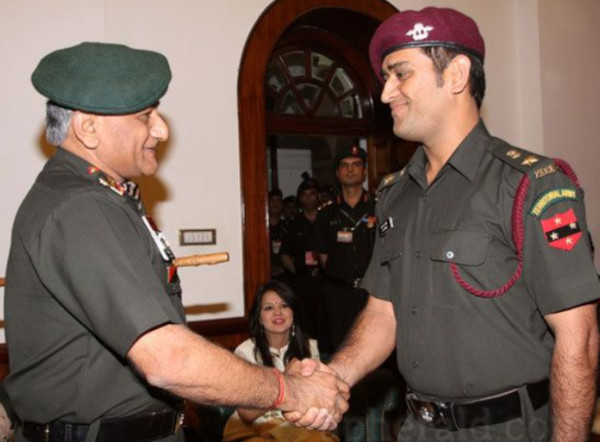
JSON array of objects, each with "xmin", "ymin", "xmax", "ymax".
[{"xmin": 4, "ymin": 42, "xmax": 349, "ymax": 442}]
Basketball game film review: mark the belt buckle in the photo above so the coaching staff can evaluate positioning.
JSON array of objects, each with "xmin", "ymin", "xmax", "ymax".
[
  {"xmin": 174, "ymin": 411, "xmax": 185, "ymax": 434},
  {"xmin": 406, "ymin": 393, "xmax": 459, "ymax": 431}
]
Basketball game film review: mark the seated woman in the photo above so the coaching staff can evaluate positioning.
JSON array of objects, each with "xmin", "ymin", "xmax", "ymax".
[{"xmin": 223, "ymin": 280, "xmax": 339, "ymax": 442}]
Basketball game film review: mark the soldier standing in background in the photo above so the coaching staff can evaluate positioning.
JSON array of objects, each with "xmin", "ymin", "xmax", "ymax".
[{"xmin": 313, "ymin": 147, "xmax": 376, "ymax": 353}]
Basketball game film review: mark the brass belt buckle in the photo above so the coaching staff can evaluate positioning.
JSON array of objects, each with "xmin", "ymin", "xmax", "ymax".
[{"xmin": 174, "ymin": 411, "xmax": 185, "ymax": 434}]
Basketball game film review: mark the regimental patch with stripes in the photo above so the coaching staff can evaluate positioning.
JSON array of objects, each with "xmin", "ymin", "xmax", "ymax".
[{"xmin": 540, "ymin": 208, "xmax": 582, "ymax": 251}]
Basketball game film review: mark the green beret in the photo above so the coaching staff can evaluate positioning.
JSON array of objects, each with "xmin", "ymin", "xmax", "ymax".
[
  {"xmin": 335, "ymin": 145, "xmax": 367, "ymax": 167},
  {"xmin": 32, "ymin": 42, "xmax": 171, "ymax": 115}
]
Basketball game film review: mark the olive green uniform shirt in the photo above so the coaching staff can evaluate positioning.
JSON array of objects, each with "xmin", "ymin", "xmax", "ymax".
[
  {"xmin": 5, "ymin": 148, "xmax": 186, "ymax": 426},
  {"xmin": 362, "ymin": 121, "xmax": 600, "ymax": 400}
]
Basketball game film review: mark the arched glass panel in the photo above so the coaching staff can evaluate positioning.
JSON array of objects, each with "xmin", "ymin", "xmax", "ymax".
[{"xmin": 266, "ymin": 48, "xmax": 363, "ymax": 119}]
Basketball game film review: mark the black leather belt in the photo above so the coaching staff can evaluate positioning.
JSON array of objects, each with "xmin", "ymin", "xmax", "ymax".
[
  {"xmin": 406, "ymin": 379, "xmax": 549, "ymax": 431},
  {"xmin": 22, "ymin": 421, "xmax": 89, "ymax": 442},
  {"xmin": 327, "ymin": 276, "xmax": 362, "ymax": 289},
  {"xmin": 23, "ymin": 409, "xmax": 184, "ymax": 442}
]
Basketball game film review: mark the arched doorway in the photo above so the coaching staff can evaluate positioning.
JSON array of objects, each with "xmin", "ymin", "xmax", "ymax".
[{"xmin": 238, "ymin": 0, "xmax": 405, "ymax": 313}]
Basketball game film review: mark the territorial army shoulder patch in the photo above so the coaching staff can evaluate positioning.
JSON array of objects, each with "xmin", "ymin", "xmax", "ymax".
[
  {"xmin": 529, "ymin": 188, "xmax": 578, "ymax": 217},
  {"xmin": 540, "ymin": 208, "xmax": 582, "ymax": 251}
]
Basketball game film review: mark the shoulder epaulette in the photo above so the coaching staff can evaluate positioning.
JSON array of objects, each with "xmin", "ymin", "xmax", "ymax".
[
  {"xmin": 317, "ymin": 200, "xmax": 333, "ymax": 212},
  {"xmin": 376, "ymin": 169, "xmax": 406, "ymax": 195},
  {"xmin": 488, "ymin": 139, "xmax": 559, "ymax": 180}
]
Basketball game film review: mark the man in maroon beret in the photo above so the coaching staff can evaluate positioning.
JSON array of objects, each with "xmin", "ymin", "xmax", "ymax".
[{"xmin": 291, "ymin": 6, "xmax": 600, "ymax": 441}]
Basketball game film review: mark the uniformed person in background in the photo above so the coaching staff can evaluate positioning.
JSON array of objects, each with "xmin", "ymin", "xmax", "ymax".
[
  {"xmin": 268, "ymin": 188, "xmax": 287, "ymax": 279},
  {"xmin": 282, "ymin": 195, "xmax": 299, "ymax": 221},
  {"xmin": 296, "ymin": 7, "xmax": 600, "ymax": 441},
  {"xmin": 4, "ymin": 42, "xmax": 349, "ymax": 442},
  {"xmin": 313, "ymin": 146, "xmax": 376, "ymax": 353},
  {"xmin": 281, "ymin": 178, "xmax": 322, "ymax": 336}
]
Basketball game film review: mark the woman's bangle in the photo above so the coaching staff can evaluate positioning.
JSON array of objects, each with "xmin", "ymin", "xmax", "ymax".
[{"xmin": 271, "ymin": 368, "xmax": 285, "ymax": 409}]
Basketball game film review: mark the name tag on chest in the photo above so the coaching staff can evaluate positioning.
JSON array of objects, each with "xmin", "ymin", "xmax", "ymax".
[{"xmin": 337, "ymin": 230, "xmax": 354, "ymax": 243}]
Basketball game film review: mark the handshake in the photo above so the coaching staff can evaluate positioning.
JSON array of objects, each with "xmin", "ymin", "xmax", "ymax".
[{"xmin": 275, "ymin": 358, "xmax": 350, "ymax": 431}]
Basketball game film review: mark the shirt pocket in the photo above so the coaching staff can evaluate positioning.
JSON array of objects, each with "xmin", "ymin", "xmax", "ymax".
[
  {"xmin": 379, "ymin": 227, "xmax": 406, "ymax": 266},
  {"xmin": 429, "ymin": 230, "xmax": 490, "ymax": 265},
  {"xmin": 429, "ymin": 230, "xmax": 491, "ymax": 308}
]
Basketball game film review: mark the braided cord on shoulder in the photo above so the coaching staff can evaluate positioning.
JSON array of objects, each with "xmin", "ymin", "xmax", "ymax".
[
  {"xmin": 449, "ymin": 158, "xmax": 581, "ymax": 298},
  {"xmin": 449, "ymin": 175, "xmax": 530, "ymax": 298}
]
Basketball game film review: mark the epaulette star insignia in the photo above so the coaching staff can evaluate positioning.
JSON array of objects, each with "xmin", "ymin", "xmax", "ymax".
[
  {"xmin": 506, "ymin": 149, "xmax": 522, "ymax": 160},
  {"xmin": 521, "ymin": 155, "xmax": 539, "ymax": 166},
  {"xmin": 317, "ymin": 200, "xmax": 333, "ymax": 211},
  {"xmin": 381, "ymin": 174, "xmax": 395, "ymax": 187}
]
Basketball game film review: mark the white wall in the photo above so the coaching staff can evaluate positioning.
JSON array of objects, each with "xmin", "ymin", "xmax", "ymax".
[
  {"xmin": 1, "ymin": 0, "xmax": 599, "ymax": 340},
  {"xmin": 538, "ymin": 0, "xmax": 600, "ymax": 266}
]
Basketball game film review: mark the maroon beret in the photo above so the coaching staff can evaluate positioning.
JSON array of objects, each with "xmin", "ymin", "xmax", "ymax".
[{"xmin": 369, "ymin": 7, "xmax": 485, "ymax": 82}]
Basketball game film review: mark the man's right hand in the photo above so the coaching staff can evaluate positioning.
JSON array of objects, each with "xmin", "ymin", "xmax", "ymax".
[{"xmin": 280, "ymin": 359, "xmax": 350, "ymax": 430}]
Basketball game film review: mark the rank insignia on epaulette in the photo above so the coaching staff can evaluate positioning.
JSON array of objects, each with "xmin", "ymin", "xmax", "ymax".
[
  {"xmin": 521, "ymin": 155, "xmax": 539, "ymax": 166},
  {"xmin": 381, "ymin": 174, "xmax": 395, "ymax": 187},
  {"xmin": 318, "ymin": 200, "xmax": 333, "ymax": 211},
  {"xmin": 98, "ymin": 177, "xmax": 126, "ymax": 196},
  {"xmin": 506, "ymin": 149, "xmax": 522, "ymax": 160}
]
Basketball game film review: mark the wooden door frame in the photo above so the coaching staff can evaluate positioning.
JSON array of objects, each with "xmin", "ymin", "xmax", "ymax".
[{"xmin": 238, "ymin": 0, "xmax": 398, "ymax": 314}]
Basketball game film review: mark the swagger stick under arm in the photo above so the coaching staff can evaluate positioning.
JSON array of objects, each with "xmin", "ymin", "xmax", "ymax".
[
  {"xmin": 172, "ymin": 252, "xmax": 229, "ymax": 267},
  {"xmin": 0, "ymin": 252, "xmax": 230, "ymax": 287}
]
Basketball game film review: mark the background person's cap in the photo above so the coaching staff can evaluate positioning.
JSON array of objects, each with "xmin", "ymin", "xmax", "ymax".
[{"xmin": 335, "ymin": 145, "xmax": 367, "ymax": 167}]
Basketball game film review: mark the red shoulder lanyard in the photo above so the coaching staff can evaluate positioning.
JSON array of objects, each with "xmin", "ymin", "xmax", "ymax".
[{"xmin": 450, "ymin": 159, "xmax": 580, "ymax": 298}]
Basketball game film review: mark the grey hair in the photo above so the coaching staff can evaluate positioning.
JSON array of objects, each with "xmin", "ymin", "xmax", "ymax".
[{"xmin": 46, "ymin": 103, "xmax": 73, "ymax": 146}]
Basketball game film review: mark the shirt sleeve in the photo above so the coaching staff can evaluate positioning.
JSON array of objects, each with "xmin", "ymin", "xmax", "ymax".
[
  {"xmin": 32, "ymin": 190, "xmax": 184, "ymax": 357},
  {"xmin": 522, "ymin": 169, "xmax": 600, "ymax": 315},
  {"xmin": 361, "ymin": 197, "xmax": 392, "ymax": 301},
  {"xmin": 234, "ymin": 339, "xmax": 258, "ymax": 364}
]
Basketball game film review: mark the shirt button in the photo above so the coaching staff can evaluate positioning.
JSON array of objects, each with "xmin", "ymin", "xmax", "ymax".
[
  {"xmin": 412, "ymin": 361, "xmax": 419, "ymax": 368},
  {"xmin": 415, "ymin": 250, "xmax": 421, "ymax": 258},
  {"xmin": 446, "ymin": 250, "xmax": 455, "ymax": 259},
  {"xmin": 410, "ymin": 305, "xmax": 418, "ymax": 314},
  {"xmin": 421, "ymin": 196, "xmax": 429, "ymax": 203}
]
